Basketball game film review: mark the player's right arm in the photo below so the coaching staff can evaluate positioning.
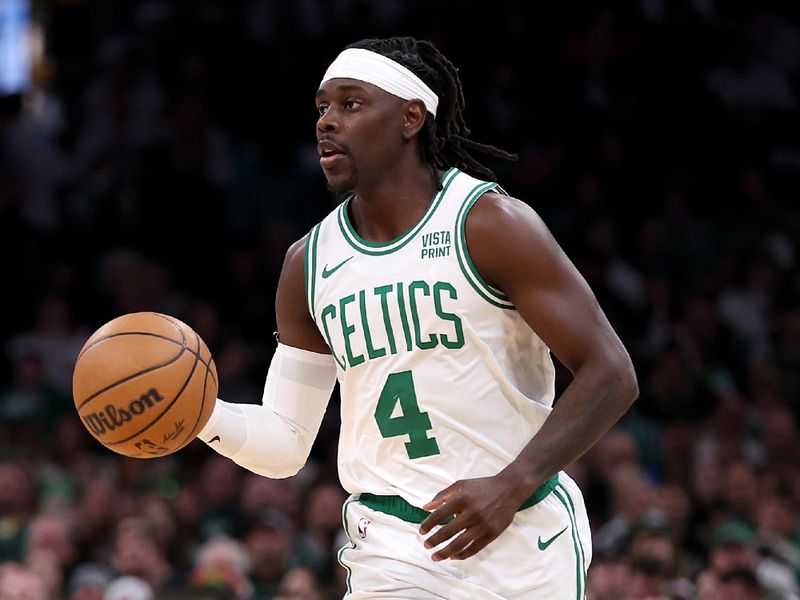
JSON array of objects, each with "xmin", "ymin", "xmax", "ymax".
[
  {"xmin": 196, "ymin": 235, "xmax": 337, "ymax": 478},
  {"xmin": 275, "ymin": 236, "xmax": 333, "ymax": 352}
]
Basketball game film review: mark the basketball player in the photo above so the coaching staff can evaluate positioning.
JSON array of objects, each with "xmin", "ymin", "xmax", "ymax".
[{"xmin": 198, "ymin": 37, "xmax": 639, "ymax": 599}]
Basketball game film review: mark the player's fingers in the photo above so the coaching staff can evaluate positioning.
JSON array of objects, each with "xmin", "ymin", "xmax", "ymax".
[
  {"xmin": 422, "ymin": 484, "xmax": 460, "ymax": 511},
  {"xmin": 419, "ymin": 499, "xmax": 461, "ymax": 534},
  {"xmin": 423, "ymin": 513, "xmax": 472, "ymax": 549},
  {"xmin": 431, "ymin": 530, "xmax": 475, "ymax": 562},
  {"xmin": 451, "ymin": 535, "xmax": 492, "ymax": 560}
]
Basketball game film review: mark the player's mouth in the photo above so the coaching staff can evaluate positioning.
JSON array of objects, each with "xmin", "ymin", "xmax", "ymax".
[
  {"xmin": 318, "ymin": 140, "xmax": 347, "ymax": 168},
  {"xmin": 320, "ymin": 151, "xmax": 345, "ymax": 168}
]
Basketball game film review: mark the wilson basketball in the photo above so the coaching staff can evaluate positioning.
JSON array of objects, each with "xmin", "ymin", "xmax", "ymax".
[{"xmin": 72, "ymin": 312, "xmax": 218, "ymax": 459}]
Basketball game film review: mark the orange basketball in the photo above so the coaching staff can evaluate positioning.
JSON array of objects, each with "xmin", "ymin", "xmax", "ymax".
[{"xmin": 72, "ymin": 312, "xmax": 218, "ymax": 459}]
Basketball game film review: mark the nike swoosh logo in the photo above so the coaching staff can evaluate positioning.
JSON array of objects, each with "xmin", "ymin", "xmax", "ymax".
[
  {"xmin": 321, "ymin": 256, "xmax": 354, "ymax": 278},
  {"xmin": 538, "ymin": 526, "xmax": 568, "ymax": 551},
  {"xmin": 209, "ymin": 436, "xmax": 221, "ymax": 444}
]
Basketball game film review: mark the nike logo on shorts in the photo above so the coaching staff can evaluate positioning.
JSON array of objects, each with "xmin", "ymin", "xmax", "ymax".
[
  {"xmin": 537, "ymin": 525, "xmax": 568, "ymax": 550},
  {"xmin": 209, "ymin": 435, "xmax": 221, "ymax": 444}
]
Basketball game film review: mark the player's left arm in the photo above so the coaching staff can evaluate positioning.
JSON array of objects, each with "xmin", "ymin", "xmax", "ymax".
[{"xmin": 420, "ymin": 190, "xmax": 639, "ymax": 560}]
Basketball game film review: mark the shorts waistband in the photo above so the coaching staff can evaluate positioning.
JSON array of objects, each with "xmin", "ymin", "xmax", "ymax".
[{"xmin": 357, "ymin": 472, "xmax": 560, "ymax": 525}]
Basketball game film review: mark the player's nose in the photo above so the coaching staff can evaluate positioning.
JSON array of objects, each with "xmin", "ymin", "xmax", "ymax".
[{"xmin": 317, "ymin": 107, "xmax": 340, "ymax": 135}]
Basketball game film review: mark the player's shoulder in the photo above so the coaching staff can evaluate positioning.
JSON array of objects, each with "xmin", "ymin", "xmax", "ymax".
[
  {"xmin": 467, "ymin": 187, "xmax": 547, "ymax": 239},
  {"xmin": 463, "ymin": 185, "xmax": 568, "ymax": 292},
  {"xmin": 288, "ymin": 232, "xmax": 311, "ymax": 254},
  {"xmin": 281, "ymin": 233, "xmax": 313, "ymax": 283},
  {"xmin": 277, "ymin": 234, "xmax": 312, "ymax": 316},
  {"xmin": 285, "ymin": 234, "xmax": 307, "ymax": 261},
  {"xmin": 474, "ymin": 187, "xmax": 527, "ymax": 210},
  {"xmin": 282, "ymin": 197, "xmax": 344, "ymax": 278}
]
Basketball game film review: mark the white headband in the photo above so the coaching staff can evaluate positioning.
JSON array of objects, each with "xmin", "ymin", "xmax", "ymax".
[{"xmin": 320, "ymin": 48, "xmax": 439, "ymax": 118}]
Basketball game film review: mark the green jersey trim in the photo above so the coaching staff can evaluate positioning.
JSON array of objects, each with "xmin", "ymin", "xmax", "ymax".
[
  {"xmin": 337, "ymin": 167, "xmax": 459, "ymax": 256},
  {"xmin": 304, "ymin": 225, "xmax": 321, "ymax": 321},
  {"xmin": 454, "ymin": 182, "xmax": 515, "ymax": 309}
]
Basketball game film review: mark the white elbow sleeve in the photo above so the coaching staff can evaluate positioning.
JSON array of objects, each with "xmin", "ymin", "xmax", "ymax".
[{"xmin": 198, "ymin": 343, "xmax": 337, "ymax": 478}]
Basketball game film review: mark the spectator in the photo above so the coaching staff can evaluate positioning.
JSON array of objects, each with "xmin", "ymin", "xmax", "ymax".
[
  {"xmin": 0, "ymin": 92, "xmax": 74, "ymax": 233},
  {"xmin": 0, "ymin": 351, "xmax": 69, "ymax": 435},
  {"xmin": 110, "ymin": 517, "xmax": 173, "ymax": 593},
  {"xmin": 716, "ymin": 568, "xmax": 765, "ymax": 600},
  {"xmin": 244, "ymin": 517, "xmax": 293, "ymax": 599},
  {"xmin": 65, "ymin": 563, "xmax": 114, "ymax": 600},
  {"xmin": 187, "ymin": 536, "xmax": 253, "ymax": 600},
  {"xmin": 197, "ymin": 456, "xmax": 244, "ymax": 540},
  {"xmin": 0, "ymin": 562, "xmax": 48, "ymax": 600},
  {"xmin": 103, "ymin": 576, "xmax": 154, "ymax": 600},
  {"xmin": 710, "ymin": 521, "xmax": 760, "ymax": 575},
  {"xmin": 0, "ymin": 463, "xmax": 36, "ymax": 562},
  {"xmin": 755, "ymin": 494, "xmax": 800, "ymax": 572},
  {"xmin": 24, "ymin": 513, "xmax": 78, "ymax": 574},
  {"xmin": 587, "ymin": 548, "xmax": 630, "ymax": 600},
  {"xmin": 624, "ymin": 510, "xmax": 690, "ymax": 599},
  {"xmin": 291, "ymin": 484, "xmax": 346, "ymax": 580},
  {"xmin": 274, "ymin": 567, "xmax": 323, "ymax": 600},
  {"xmin": 239, "ymin": 474, "xmax": 301, "ymax": 527},
  {"xmin": 710, "ymin": 520, "xmax": 798, "ymax": 598},
  {"xmin": 6, "ymin": 294, "xmax": 89, "ymax": 396}
]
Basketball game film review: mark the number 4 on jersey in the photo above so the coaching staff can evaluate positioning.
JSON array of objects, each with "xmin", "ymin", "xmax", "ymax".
[{"xmin": 375, "ymin": 371, "xmax": 440, "ymax": 459}]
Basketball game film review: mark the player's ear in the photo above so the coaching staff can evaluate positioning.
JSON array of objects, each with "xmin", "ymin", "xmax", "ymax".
[{"xmin": 401, "ymin": 100, "xmax": 427, "ymax": 141}]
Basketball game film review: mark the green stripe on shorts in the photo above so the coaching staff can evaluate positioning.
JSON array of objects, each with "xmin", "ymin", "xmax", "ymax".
[{"xmin": 553, "ymin": 485, "xmax": 585, "ymax": 599}]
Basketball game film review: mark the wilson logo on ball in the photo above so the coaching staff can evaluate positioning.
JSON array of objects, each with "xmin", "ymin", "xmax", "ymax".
[{"xmin": 82, "ymin": 387, "xmax": 165, "ymax": 436}]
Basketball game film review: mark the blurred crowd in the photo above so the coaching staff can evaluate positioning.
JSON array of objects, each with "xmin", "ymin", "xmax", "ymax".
[{"xmin": 1, "ymin": 0, "xmax": 799, "ymax": 598}]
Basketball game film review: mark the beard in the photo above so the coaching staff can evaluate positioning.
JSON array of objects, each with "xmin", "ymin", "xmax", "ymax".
[{"xmin": 325, "ymin": 159, "xmax": 358, "ymax": 199}]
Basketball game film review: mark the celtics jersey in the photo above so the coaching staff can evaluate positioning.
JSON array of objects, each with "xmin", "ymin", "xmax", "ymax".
[{"xmin": 304, "ymin": 168, "xmax": 555, "ymax": 508}]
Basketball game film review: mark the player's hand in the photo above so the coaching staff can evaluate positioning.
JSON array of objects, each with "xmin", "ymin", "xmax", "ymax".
[{"xmin": 418, "ymin": 474, "xmax": 527, "ymax": 561}]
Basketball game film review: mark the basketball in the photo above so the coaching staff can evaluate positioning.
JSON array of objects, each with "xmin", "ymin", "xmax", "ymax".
[{"xmin": 72, "ymin": 312, "xmax": 218, "ymax": 459}]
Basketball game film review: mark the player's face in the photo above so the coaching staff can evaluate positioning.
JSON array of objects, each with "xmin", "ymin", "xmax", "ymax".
[{"xmin": 316, "ymin": 78, "xmax": 405, "ymax": 194}]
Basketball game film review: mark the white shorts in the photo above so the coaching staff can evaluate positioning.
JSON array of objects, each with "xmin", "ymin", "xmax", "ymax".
[{"xmin": 337, "ymin": 472, "xmax": 592, "ymax": 599}]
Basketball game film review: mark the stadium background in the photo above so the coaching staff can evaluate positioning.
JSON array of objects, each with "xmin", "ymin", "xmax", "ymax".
[{"xmin": 1, "ymin": 0, "xmax": 799, "ymax": 598}]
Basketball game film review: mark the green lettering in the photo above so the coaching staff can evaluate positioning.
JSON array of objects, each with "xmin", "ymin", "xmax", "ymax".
[
  {"xmin": 434, "ymin": 282, "xmax": 464, "ymax": 349},
  {"xmin": 359, "ymin": 289, "xmax": 386, "ymax": 360},
  {"xmin": 374, "ymin": 284, "xmax": 398, "ymax": 355},
  {"xmin": 409, "ymin": 280, "xmax": 438, "ymax": 350},
  {"xmin": 320, "ymin": 304, "xmax": 346, "ymax": 370},
  {"xmin": 339, "ymin": 294, "xmax": 364, "ymax": 368},
  {"xmin": 396, "ymin": 282, "xmax": 413, "ymax": 352}
]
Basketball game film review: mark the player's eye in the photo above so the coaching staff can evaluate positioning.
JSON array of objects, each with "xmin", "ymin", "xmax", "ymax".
[
  {"xmin": 317, "ymin": 103, "xmax": 329, "ymax": 117},
  {"xmin": 343, "ymin": 99, "xmax": 362, "ymax": 111}
]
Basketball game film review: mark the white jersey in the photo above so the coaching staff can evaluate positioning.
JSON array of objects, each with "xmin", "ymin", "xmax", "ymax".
[{"xmin": 305, "ymin": 167, "xmax": 556, "ymax": 508}]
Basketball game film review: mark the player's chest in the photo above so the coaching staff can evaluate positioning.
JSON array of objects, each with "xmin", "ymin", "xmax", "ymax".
[{"xmin": 313, "ymin": 244, "xmax": 470, "ymax": 372}]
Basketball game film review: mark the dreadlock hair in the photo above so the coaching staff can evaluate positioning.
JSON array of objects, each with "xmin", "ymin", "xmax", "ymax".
[{"xmin": 346, "ymin": 37, "xmax": 517, "ymax": 186}]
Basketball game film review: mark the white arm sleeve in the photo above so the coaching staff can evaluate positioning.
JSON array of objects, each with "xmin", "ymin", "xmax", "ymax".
[{"xmin": 198, "ymin": 343, "xmax": 337, "ymax": 478}]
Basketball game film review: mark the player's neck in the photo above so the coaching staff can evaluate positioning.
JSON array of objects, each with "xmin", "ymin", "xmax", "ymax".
[{"xmin": 349, "ymin": 160, "xmax": 440, "ymax": 244}]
